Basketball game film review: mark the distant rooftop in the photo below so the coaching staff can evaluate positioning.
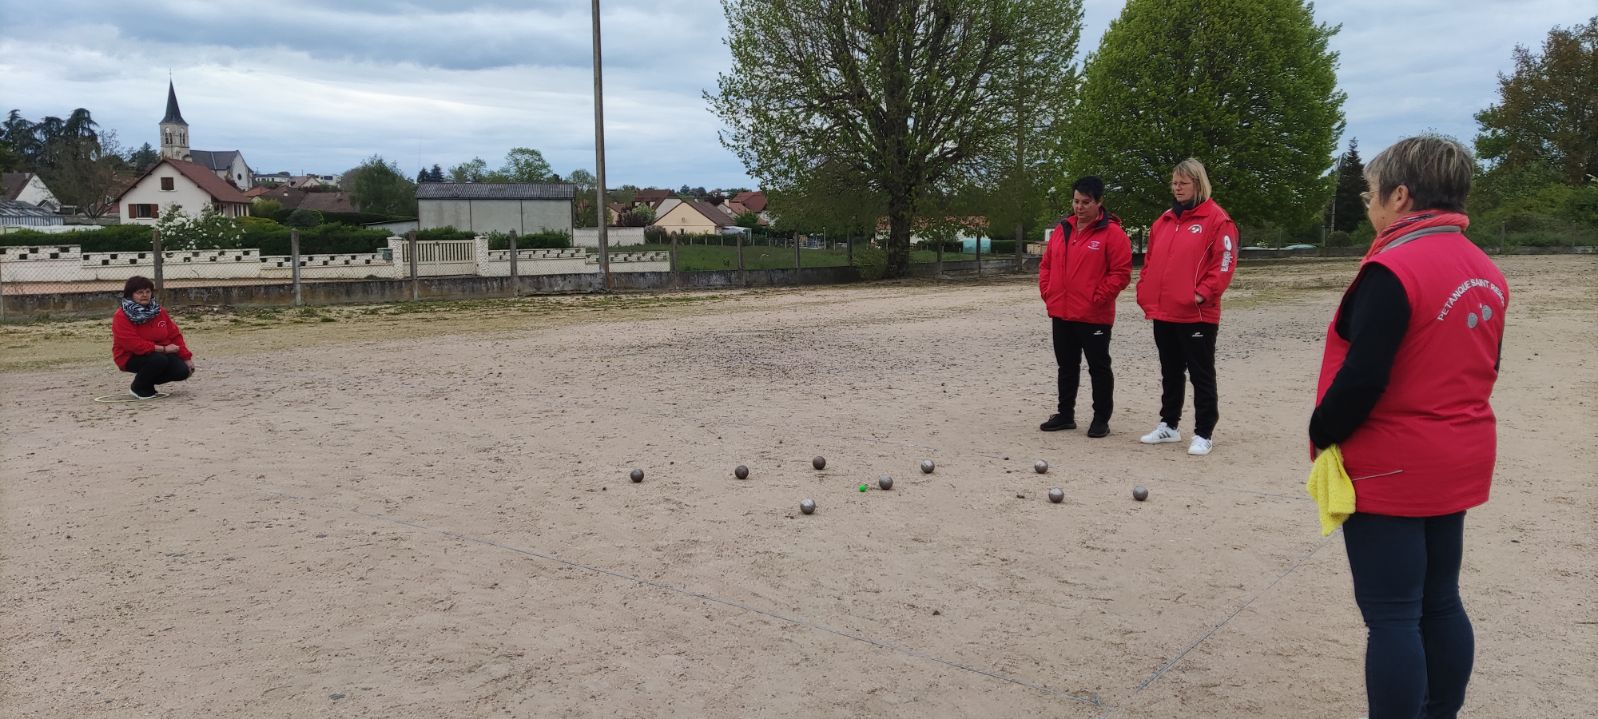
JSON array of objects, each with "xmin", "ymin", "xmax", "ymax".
[{"xmin": 416, "ymin": 183, "xmax": 578, "ymax": 200}]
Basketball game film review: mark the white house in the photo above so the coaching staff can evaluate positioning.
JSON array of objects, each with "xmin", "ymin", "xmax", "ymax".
[
  {"xmin": 115, "ymin": 158, "xmax": 252, "ymax": 225},
  {"xmin": 158, "ymin": 81, "xmax": 254, "ymax": 189},
  {"xmin": 1, "ymin": 172, "xmax": 62, "ymax": 212}
]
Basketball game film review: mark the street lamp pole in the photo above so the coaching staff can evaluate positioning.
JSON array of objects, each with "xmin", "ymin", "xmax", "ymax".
[{"xmin": 591, "ymin": 0, "xmax": 610, "ymax": 289}]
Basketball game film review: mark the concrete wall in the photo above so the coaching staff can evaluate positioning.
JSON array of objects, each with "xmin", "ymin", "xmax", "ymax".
[
  {"xmin": 572, "ymin": 227, "xmax": 646, "ymax": 247},
  {"xmin": 418, "ymin": 198, "xmax": 572, "ymax": 236},
  {"xmin": 3, "ymin": 264, "xmax": 888, "ymax": 318}
]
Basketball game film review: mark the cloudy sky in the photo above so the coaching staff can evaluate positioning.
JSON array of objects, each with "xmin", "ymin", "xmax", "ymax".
[{"xmin": 0, "ymin": 0, "xmax": 1589, "ymax": 189}]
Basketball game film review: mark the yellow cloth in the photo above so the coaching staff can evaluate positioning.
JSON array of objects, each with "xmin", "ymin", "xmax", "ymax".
[{"xmin": 1306, "ymin": 444, "xmax": 1356, "ymax": 536}]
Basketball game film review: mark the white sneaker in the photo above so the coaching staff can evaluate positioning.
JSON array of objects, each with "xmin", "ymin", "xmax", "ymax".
[
  {"xmin": 1140, "ymin": 423, "xmax": 1182, "ymax": 444},
  {"xmin": 1188, "ymin": 436, "xmax": 1213, "ymax": 456}
]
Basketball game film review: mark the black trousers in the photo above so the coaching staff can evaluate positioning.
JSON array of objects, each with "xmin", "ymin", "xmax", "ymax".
[
  {"xmin": 124, "ymin": 352, "xmax": 191, "ymax": 395},
  {"xmin": 1051, "ymin": 318, "xmax": 1113, "ymax": 422},
  {"xmin": 1152, "ymin": 320, "xmax": 1218, "ymax": 438}
]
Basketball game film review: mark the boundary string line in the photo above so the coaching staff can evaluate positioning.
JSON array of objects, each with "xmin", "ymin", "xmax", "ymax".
[{"xmin": 1097, "ymin": 533, "xmax": 1337, "ymax": 718}]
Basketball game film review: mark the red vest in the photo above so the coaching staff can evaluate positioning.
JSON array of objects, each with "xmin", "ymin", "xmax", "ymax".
[{"xmin": 1315, "ymin": 215, "xmax": 1508, "ymax": 517}]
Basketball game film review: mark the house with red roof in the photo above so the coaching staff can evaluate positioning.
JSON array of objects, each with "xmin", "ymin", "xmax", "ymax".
[{"xmin": 114, "ymin": 158, "xmax": 252, "ymax": 224}]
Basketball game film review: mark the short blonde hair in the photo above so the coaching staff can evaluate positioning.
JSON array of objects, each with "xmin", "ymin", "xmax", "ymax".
[
  {"xmin": 1364, "ymin": 135, "xmax": 1473, "ymax": 213},
  {"xmin": 1172, "ymin": 158, "xmax": 1212, "ymax": 203}
]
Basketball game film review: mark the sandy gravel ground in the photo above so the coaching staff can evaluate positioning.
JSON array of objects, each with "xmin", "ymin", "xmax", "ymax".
[{"xmin": 2, "ymin": 256, "xmax": 1594, "ymax": 718}]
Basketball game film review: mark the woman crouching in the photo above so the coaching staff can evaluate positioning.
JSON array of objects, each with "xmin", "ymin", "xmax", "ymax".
[{"xmin": 112, "ymin": 276, "xmax": 193, "ymax": 399}]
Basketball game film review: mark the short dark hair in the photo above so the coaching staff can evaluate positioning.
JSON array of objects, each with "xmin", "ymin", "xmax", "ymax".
[
  {"xmin": 1071, "ymin": 176, "xmax": 1105, "ymax": 202},
  {"xmin": 1365, "ymin": 135, "xmax": 1473, "ymax": 213},
  {"xmin": 123, "ymin": 276, "xmax": 155, "ymax": 299}
]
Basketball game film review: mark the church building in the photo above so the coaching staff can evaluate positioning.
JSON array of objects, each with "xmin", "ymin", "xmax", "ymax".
[{"xmin": 159, "ymin": 81, "xmax": 254, "ymax": 190}]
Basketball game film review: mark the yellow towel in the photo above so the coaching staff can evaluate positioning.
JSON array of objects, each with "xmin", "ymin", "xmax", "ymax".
[{"xmin": 1306, "ymin": 444, "xmax": 1356, "ymax": 536}]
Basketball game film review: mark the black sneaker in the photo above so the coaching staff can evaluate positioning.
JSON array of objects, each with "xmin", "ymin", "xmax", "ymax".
[
  {"xmin": 1039, "ymin": 414, "xmax": 1076, "ymax": 432},
  {"xmin": 1086, "ymin": 419, "xmax": 1110, "ymax": 438}
]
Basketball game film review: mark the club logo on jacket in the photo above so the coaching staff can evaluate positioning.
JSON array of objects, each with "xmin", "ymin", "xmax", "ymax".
[
  {"xmin": 1221, "ymin": 235, "xmax": 1233, "ymax": 272},
  {"xmin": 1188, "ymin": 224, "xmax": 1202, "ymax": 234},
  {"xmin": 1087, "ymin": 240, "xmax": 1101, "ymax": 250}
]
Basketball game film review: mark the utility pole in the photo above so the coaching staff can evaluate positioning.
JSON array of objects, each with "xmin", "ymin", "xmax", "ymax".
[{"xmin": 591, "ymin": 0, "xmax": 610, "ymax": 290}]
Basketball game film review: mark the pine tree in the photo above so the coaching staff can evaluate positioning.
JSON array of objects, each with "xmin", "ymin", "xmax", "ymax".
[{"xmin": 1331, "ymin": 139, "xmax": 1365, "ymax": 233}]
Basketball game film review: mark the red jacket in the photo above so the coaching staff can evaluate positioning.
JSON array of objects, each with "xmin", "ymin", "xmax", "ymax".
[
  {"xmin": 112, "ymin": 307, "xmax": 192, "ymax": 370},
  {"xmin": 1315, "ymin": 212, "xmax": 1507, "ymax": 517},
  {"xmin": 1136, "ymin": 198, "xmax": 1238, "ymax": 323},
  {"xmin": 1038, "ymin": 210, "xmax": 1132, "ymax": 325}
]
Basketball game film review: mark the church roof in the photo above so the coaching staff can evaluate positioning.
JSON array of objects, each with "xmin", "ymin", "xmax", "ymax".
[
  {"xmin": 188, "ymin": 149, "xmax": 242, "ymax": 172},
  {"xmin": 162, "ymin": 81, "xmax": 187, "ymax": 126}
]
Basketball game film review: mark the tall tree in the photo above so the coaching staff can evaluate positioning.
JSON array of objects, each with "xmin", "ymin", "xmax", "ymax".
[
  {"xmin": 1066, "ymin": 0, "xmax": 1345, "ymax": 228},
  {"xmin": 498, "ymin": 147, "xmax": 558, "ymax": 183},
  {"xmin": 448, "ymin": 157, "xmax": 490, "ymax": 183},
  {"xmin": 428, "ymin": 164, "xmax": 445, "ymax": 182},
  {"xmin": 346, "ymin": 155, "xmax": 419, "ymax": 216},
  {"xmin": 127, "ymin": 142, "xmax": 160, "ymax": 173},
  {"xmin": 1474, "ymin": 16, "xmax": 1597, "ymax": 184},
  {"xmin": 711, "ymin": 0, "xmax": 1076, "ymax": 277},
  {"xmin": 983, "ymin": 0, "xmax": 1084, "ymax": 253},
  {"xmin": 1329, "ymin": 138, "xmax": 1366, "ymax": 233}
]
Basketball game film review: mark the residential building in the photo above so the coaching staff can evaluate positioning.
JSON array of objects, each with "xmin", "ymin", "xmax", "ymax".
[
  {"xmin": 115, "ymin": 158, "xmax": 252, "ymax": 224},
  {"xmin": 1, "ymin": 173, "xmax": 62, "ymax": 212},
  {"xmin": 0, "ymin": 200, "xmax": 65, "ymax": 227},
  {"xmin": 652, "ymin": 200, "xmax": 734, "ymax": 235},
  {"xmin": 158, "ymin": 81, "xmax": 255, "ymax": 189},
  {"xmin": 416, "ymin": 183, "xmax": 576, "ymax": 235}
]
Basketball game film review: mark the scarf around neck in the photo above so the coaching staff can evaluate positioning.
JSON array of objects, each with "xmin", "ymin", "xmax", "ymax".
[
  {"xmin": 1363, "ymin": 211, "xmax": 1471, "ymax": 264},
  {"xmin": 120, "ymin": 297, "xmax": 162, "ymax": 324}
]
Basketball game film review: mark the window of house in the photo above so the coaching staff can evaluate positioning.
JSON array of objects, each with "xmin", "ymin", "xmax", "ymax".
[
  {"xmin": 160, "ymin": 177, "xmax": 175, "ymax": 191},
  {"xmin": 129, "ymin": 204, "xmax": 159, "ymax": 219}
]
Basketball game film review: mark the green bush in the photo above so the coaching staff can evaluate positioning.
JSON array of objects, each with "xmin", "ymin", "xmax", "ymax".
[
  {"xmin": 416, "ymin": 226, "xmax": 477, "ymax": 242},
  {"xmin": 986, "ymin": 239, "xmax": 1018, "ymax": 255},
  {"xmin": 486, "ymin": 230, "xmax": 571, "ymax": 250},
  {"xmin": 851, "ymin": 243, "xmax": 888, "ymax": 280},
  {"xmin": 0, "ymin": 224, "xmax": 153, "ymax": 251},
  {"xmin": 1326, "ymin": 230, "xmax": 1353, "ymax": 248},
  {"xmin": 285, "ymin": 209, "xmax": 324, "ymax": 228},
  {"xmin": 239, "ymin": 222, "xmax": 393, "ymax": 256}
]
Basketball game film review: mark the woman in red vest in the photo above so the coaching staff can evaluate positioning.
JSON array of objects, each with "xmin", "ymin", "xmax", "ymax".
[
  {"xmin": 1311, "ymin": 135, "xmax": 1507, "ymax": 718},
  {"xmin": 112, "ymin": 276, "xmax": 194, "ymax": 399},
  {"xmin": 1135, "ymin": 158, "xmax": 1237, "ymax": 456}
]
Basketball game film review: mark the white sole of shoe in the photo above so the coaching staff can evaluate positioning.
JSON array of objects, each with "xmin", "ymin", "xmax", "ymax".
[{"xmin": 1141, "ymin": 435, "xmax": 1181, "ymax": 445}]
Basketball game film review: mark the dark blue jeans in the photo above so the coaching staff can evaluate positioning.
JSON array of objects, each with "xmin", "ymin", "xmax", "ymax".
[{"xmin": 1342, "ymin": 511, "xmax": 1473, "ymax": 719}]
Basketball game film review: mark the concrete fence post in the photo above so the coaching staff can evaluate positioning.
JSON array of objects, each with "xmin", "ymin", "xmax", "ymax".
[
  {"xmin": 736, "ymin": 231, "xmax": 746, "ymax": 286},
  {"xmin": 407, "ymin": 231, "xmax": 419, "ymax": 301},
  {"xmin": 508, "ymin": 229, "xmax": 519, "ymax": 296},
  {"xmin": 290, "ymin": 229, "xmax": 303, "ymax": 306},
  {"xmin": 670, "ymin": 232, "xmax": 680, "ymax": 289},
  {"xmin": 152, "ymin": 228, "xmax": 164, "ymax": 294}
]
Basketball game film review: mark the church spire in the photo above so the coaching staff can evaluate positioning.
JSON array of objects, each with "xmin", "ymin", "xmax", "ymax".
[{"xmin": 162, "ymin": 80, "xmax": 187, "ymax": 126}]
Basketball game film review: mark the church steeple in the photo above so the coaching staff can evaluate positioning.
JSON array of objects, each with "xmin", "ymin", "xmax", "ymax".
[
  {"xmin": 159, "ymin": 80, "xmax": 190, "ymax": 161},
  {"xmin": 162, "ymin": 80, "xmax": 187, "ymax": 126}
]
